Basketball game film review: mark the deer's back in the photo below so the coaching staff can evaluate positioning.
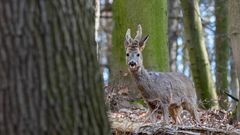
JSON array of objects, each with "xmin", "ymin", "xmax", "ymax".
[{"xmin": 138, "ymin": 71, "xmax": 197, "ymax": 105}]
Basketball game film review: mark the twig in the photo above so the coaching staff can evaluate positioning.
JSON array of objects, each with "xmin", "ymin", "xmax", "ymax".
[{"xmin": 224, "ymin": 91, "xmax": 239, "ymax": 102}]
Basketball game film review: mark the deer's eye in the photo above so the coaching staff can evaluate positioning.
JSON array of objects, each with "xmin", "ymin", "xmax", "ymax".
[
  {"xmin": 137, "ymin": 53, "xmax": 140, "ymax": 57},
  {"xmin": 126, "ymin": 53, "xmax": 129, "ymax": 57}
]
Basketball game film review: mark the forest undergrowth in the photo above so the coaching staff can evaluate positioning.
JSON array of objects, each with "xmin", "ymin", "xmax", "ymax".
[{"xmin": 106, "ymin": 79, "xmax": 240, "ymax": 135}]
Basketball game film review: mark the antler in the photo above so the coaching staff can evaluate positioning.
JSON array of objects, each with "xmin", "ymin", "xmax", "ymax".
[{"xmin": 134, "ymin": 24, "xmax": 142, "ymax": 41}]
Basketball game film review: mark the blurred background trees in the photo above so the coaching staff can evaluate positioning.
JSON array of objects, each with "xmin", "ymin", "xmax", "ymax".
[
  {"xmin": 215, "ymin": 0, "xmax": 229, "ymax": 109},
  {"xmin": 168, "ymin": 0, "xmax": 181, "ymax": 72},
  {"xmin": 99, "ymin": 0, "xmax": 240, "ymax": 111},
  {"xmin": 180, "ymin": 0, "xmax": 218, "ymax": 108},
  {"xmin": 228, "ymin": 0, "xmax": 240, "ymax": 122}
]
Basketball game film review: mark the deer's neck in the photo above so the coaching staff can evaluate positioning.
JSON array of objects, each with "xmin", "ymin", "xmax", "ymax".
[
  {"xmin": 131, "ymin": 66, "xmax": 149, "ymax": 80},
  {"xmin": 131, "ymin": 66, "xmax": 151, "ymax": 99}
]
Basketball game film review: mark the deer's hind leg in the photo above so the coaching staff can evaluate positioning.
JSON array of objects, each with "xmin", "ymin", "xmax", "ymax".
[
  {"xmin": 182, "ymin": 102, "xmax": 200, "ymax": 123},
  {"xmin": 169, "ymin": 104, "xmax": 183, "ymax": 124}
]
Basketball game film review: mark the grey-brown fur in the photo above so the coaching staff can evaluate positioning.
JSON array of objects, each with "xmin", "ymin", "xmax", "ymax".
[{"xmin": 124, "ymin": 25, "xmax": 199, "ymax": 124}]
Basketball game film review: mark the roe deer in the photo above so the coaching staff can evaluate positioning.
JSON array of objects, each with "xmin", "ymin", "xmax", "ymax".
[{"xmin": 124, "ymin": 25, "xmax": 199, "ymax": 124}]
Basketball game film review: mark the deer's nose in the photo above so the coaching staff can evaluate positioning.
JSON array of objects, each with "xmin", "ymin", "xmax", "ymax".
[{"xmin": 129, "ymin": 61, "xmax": 136, "ymax": 67}]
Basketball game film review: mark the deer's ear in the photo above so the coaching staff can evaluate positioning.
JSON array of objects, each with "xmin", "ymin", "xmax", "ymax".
[
  {"xmin": 139, "ymin": 35, "xmax": 149, "ymax": 51},
  {"xmin": 125, "ymin": 29, "xmax": 132, "ymax": 49}
]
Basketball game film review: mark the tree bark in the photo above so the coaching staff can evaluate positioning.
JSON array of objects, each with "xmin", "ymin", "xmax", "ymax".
[
  {"xmin": 228, "ymin": 0, "xmax": 240, "ymax": 122},
  {"xmin": 230, "ymin": 57, "xmax": 239, "ymax": 110},
  {"xmin": 180, "ymin": 0, "xmax": 218, "ymax": 109},
  {"xmin": 0, "ymin": 0, "xmax": 110, "ymax": 134},
  {"xmin": 215, "ymin": 0, "xmax": 229, "ymax": 109}
]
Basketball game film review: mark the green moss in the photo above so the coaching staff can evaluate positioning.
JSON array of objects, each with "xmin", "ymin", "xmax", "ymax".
[{"xmin": 111, "ymin": 0, "xmax": 169, "ymax": 77}]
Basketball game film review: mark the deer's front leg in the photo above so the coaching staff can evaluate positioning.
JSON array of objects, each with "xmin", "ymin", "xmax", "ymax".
[
  {"xmin": 162, "ymin": 104, "xmax": 170, "ymax": 124},
  {"xmin": 144, "ymin": 100, "xmax": 162, "ymax": 123},
  {"xmin": 169, "ymin": 104, "xmax": 183, "ymax": 124}
]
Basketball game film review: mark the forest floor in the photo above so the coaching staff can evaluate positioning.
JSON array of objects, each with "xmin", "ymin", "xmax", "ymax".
[
  {"xmin": 106, "ymin": 85, "xmax": 240, "ymax": 135},
  {"xmin": 109, "ymin": 108, "xmax": 240, "ymax": 135}
]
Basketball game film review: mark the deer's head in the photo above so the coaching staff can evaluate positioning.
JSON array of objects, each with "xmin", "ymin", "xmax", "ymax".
[{"xmin": 124, "ymin": 25, "xmax": 149, "ymax": 72}]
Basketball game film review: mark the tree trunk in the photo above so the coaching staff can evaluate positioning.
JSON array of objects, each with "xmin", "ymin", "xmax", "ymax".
[
  {"xmin": 110, "ymin": 0, "xmax": 168, "ymax": 101},
  {"xmin": 180, "ymin": 0, "xmax": 218, "ymax": 109},
  {"xmin": 230, "ymin": 57, "xmax": 239, "ymax": 110},
  {"xmin": 228, "ymin": 0, "xmax": 240, "ymax": 122},
  {"xmin": 111, "ymin": 0, "xmax": 168, "ymax": 74},
  {"xmin": 0, "ymin": 0, "xmax": 110, "ymax": 134},
  {"xmin": 215, "ymin": 0, "xmax": 229, "ymax": 109},
  {"xmin": 168, "ymin": 0, "xmax": 181, "ymax": 72}
]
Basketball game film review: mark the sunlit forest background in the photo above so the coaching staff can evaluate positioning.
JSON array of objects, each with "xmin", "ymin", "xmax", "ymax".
[
  {"xmin": 98, "ymin": 0, "xmax": 240, "ymax": 133},
  {"xmin": 98, "ymin": 0, "xmax": 237, "ymax": 108}
]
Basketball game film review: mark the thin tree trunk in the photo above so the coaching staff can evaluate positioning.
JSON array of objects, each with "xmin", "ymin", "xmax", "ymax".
[
  {"xmin": 168, "ymin": 0, "xmax": 181, "ymax": 72},
  {"xmin": 180, "ymin": 0, "xmax": 218, "ymax": 109},
  {"xmin": 182, "ymin": 47, "xmax": 190, "ymax": 77},
  {"xmin": 215, "ymin": 0, "xmax": 229, "ymax": 109},
  {"xmin": 228, "ymin": 0, "xmax": 240, "ymax": 123},
  {"xmin": 0, "ymin": 0, "xmax": 110, "ymax": 134}
]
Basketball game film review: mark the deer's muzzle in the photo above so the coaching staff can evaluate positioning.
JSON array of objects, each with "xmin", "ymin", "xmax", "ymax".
[{"xmin": 128, "ymin": 61, "xmax": 138, "ymax": 71}]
